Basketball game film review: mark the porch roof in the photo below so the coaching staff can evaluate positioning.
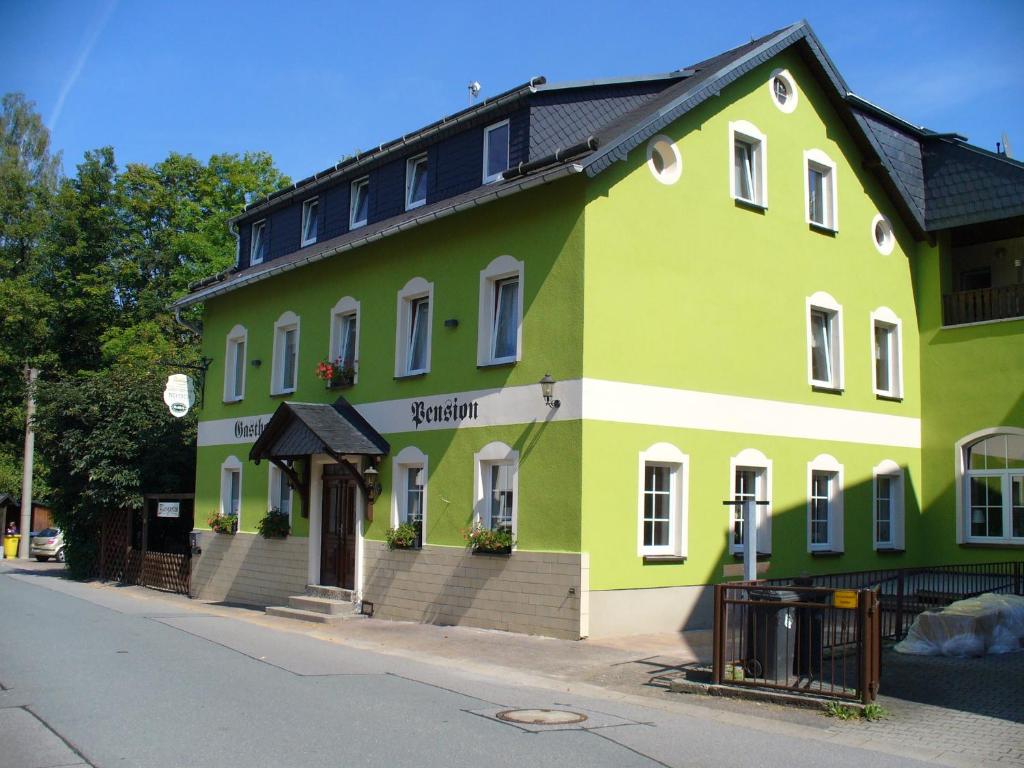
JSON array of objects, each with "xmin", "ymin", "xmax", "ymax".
[{"xmin": 249, "ymin": 397, "xmax": 390, "ymax": 462}]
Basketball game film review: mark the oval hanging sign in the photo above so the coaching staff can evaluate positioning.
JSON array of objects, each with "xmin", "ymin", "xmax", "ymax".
[{"xmin": 164, "ymin": 374, "xmax": 196, "ymax": 418}]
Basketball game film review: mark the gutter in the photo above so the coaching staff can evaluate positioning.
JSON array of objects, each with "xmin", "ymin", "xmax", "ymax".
[
  {"xmin": 174, "ymin": 306, "xmax": 203, "ymax": 335},
  {"xmin": 502, "ymin": 137, "xmax": 598, "ymax": 180}
]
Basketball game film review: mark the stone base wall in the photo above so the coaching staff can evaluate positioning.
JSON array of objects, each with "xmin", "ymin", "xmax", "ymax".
[
  {"xmin": 190, "ymin": 531, "xmax": 308, "ymax": 607},
  {"xmin": 587, "ymin": 584, "xmax": 714, "ymax": 638},
  {"xmin": 362, "ymin": 541, "xmax": 583, "ymax": 640}
]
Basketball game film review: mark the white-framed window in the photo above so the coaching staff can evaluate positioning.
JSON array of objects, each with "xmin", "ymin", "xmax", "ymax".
[
  {"xmin": 473, "ymin": 441, "xmax": 519, "ymax": 539},
  {"xmin": 477, "ymin": 255, "xmax": 524, "ymax": 366},
  {"xmin": 392, "ymin": 446, "xmax": 427, "ymax": 546},
  {"xmin": 220, "ymin": 455, "xmax": 243, "ymax": 525},
  {"xmin": 405, "ymin": 154, "xmax": 428, "ymax": 210},
  {"xmin": 728, "ymin": 448, "xmax": 773, "ymax": 555},
  {"xmin": 956, "ymin": 430, "xmax": 1024, "ymax": 544},
  {"xmin": 872, "ymin": 459, "xmax": 905, "ymax": 550},
  {"xmin": 329, "ymin": 296, "xmax": 360, "ymax": 379},
  {"xmin": 395, "ymin": 277, "xmax": 433, "ymax": 377},
  {"xmin": 250, "ymin": 220, "xmax": 267, "ymax": 265},
  {"xmin": 871, "ymin": 307, "xmax": 902, "ymax": 399},
  {"xmin": 223, "ymin": 324, "xmax": 247, "ymax": 402},
  {"xmin": 807, "ymin": 454, "xmax": 844, "ymax": 553},
  {"xmin": 806, "ymin": 291, "xmax": 843, "ymax": 390},
  {"xmin": 637, "ymin": 443, "xmax": 688, "ymax": 558},
  {"xmin": 483, "ymin": 120, "xmax": 510, "ymax": 184},
  {"xmin": 271, "ymin": 311, "xmax": 300, "ymax": 395},
  {"xmin": 301, "ymin": 198, "xmax": 319, "ymax": 246},
  {"xmin": 268, "ymin": 462, "xmax": 293, "ymax": 521},
  {"xmin": 646, "ymin": 134, "xmax": 682, "ymax": 185},
  {"xmin": 729, "ymin": 120, "xmax": 767, "ymax": 207},
  {"xmin": 871, "ymin": 213, "xmax": 895, "ymax": 255},
  {"xmin": 350, "ymin": 177, "xmax": 369, "ymax": 229},
  {"xmin": 804, "ymin": 149, "xmax": 838, "ymax": 231},
  {"xmin": 768, "ymin": 68, "xmax": 798, "ymax": 113}
]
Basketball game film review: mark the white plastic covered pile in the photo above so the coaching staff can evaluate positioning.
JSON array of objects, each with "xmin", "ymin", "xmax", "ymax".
[{"xmin": 895, "ymin": 593, "xmax": 1024, "ymax": 657}]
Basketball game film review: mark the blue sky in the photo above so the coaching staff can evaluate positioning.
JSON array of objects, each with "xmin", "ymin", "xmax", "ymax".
[{"xmin": 1, "ymin": 0, "xmax": 1022, "ymax": 181}]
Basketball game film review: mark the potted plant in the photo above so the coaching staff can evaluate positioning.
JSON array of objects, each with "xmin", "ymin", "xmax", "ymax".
[
  {"xmin": 385, "ymin": 522, "xmax": 420, "ymax": 550},
  {"xmin": 463, "ymin": 523, "xmax": 515, "ymax": 555},
  {"xmin": 314, "ymin": 357, "xmax": 356, "ymax": 389},
  {"xmin": 207, "ymin": 512, "xmax": 237, "ymax": 535},
  {"xmin": 257, "ymin": 507, "xmax": 290, "ymax": 539}
]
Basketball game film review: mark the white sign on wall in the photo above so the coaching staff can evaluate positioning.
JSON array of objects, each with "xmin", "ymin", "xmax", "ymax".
[
  {"xmin": 157, "ymin": 502, "xmax": 181, "ymax": 518},
  {"xmin": 163, "ymin": 374, "xmax": 196, "ymax": 418}
]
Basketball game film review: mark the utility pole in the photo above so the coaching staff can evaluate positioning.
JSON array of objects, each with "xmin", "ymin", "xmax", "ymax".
[{"xmin": 18, "ymin": 367, "xmax": 37, "ymax": 558}]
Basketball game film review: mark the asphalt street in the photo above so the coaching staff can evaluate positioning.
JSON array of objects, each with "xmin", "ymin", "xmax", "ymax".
[{"xmin": 0, "ymin": 566, "xmax": 939, "ymax": 768}]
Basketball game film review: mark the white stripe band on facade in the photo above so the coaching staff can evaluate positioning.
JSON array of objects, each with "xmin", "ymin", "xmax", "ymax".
[{"xmin": 197, "ymin": 378, "xmax": 920, "ymax": 448}]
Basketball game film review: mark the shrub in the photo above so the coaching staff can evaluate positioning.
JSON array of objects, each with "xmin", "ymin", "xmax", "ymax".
[{"xmin": 257, "ymin": 508, "xmax": 290, "ymax": 539}]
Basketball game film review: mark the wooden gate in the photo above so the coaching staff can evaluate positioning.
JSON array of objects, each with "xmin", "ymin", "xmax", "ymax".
[{"xmin": 98, "ymin": 496, "xmax": 192, "ymax": 595}]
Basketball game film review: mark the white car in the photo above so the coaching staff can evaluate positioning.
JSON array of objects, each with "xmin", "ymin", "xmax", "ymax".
[{"xmin": 30, "ymin": 528, "xmax": 65, "ymax": 562}]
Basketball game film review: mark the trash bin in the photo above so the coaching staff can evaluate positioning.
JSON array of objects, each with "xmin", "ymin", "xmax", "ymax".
[
  {"xmin": 3, "ymin": 535, "xmax": 20, "ymax": 559},
  {"xmin": 744, "ymin": 589, "xmax": 799, "ymax": 680},
  {"xmin": 793, "ymin": 583, "xmax": 829, "ymax": 679}
]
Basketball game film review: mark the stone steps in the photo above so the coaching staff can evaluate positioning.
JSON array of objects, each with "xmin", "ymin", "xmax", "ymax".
[
  {"xmin": 265, "ymin": 606, "xmax": 348, "ymax": 624},
  {"xmin": 265, "ymin": 584, "xmax": 360, "ymax": 625}
]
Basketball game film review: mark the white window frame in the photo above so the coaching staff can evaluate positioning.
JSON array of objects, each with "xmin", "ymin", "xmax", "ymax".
[
  {"xmin": 329, "ymin": 296, "xmax": 360, "ymax": 382},
  {"xmin": 391, "ymin": 446, "xmax": 428, "ymax": 545},
  {"xmin": 405, "ymin": 154, "xmax": 428, "ymax": 211},
  {"xmin": 482, "ymin": 120, "xmax": 511, "ymax": 184},
  {"xmin": 767, "ymin": 68, "xmax": 798, "ymax": 113},
  {"xmin": 271, "ymin": 311, "xmax": 300, "ymax": 395},
  {"xmin": 804, "ymin": 149, "xmax": 838, "ymax": 231},
  {"xmin": 871, "ymin": 213, "xmax": 895, "ymax": 255},
  {"xmin": 301, "ymin": 197, "xmax": 319, "ymax": 247},
  {"xmin": 220, "ymin": 455, "xmax": 243, "ymax": 527},
  {"xmin": 955, "ymin": 428, "xmax": 1024, "ymax": 545},
  {"xmin": 267, "ymin": 462, "xmax": 294, "ymax": 524},
  {"xmin": 646, "ymin": 134, "xmax": 682, "ymax": 185},
  {"xmin": 250, "ymin": 220, "xmax": 267, "ymax": 265},
  {"xmin": 476, "ymin": 255, "xmax": 524, "ymax": 366},
  {"xmin": 807, "ymin": 454, "xmax": 844, "ymax": 553},
  {"xmin": 473, "ymin": 441, "xmax": 519, "ymax": 541},
  {"xmin": 872, "ymin": 459, "xmax": 905, "ymax": 550},
  {"xmin": 806, "ymin": 291, "xmax": 844, "ymax": 391},
  {"xmin": 636, "ymin": 443, "xmax": 689, "ymax": 558},
  {"xmin": 870, "ymin": 307, "xmax": 903, "ymax": 399},
  {"xmin": 394, "ymin": 277, "xmax": 433, "ymax": 377},
  {"xmin": 223, "ymin": 324, "xmax": 247, "ymax": 403},
  {"xmin": 728, "ymin": 120, "xmax": 768, "ymax": 207},
  {"xmin": 350, "ymin": 177, "xmax": 369, "ymax": 229},
  {"xmin": 728, "ymin": 448, "xmax": 773, "ymax": 556}
]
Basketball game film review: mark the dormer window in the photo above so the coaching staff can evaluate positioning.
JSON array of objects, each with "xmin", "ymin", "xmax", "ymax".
[
  {"xmin": 350, "ymin": 177, "xmax": 369, "ymax": 229},
  {"xmin": 483, "ymin": 120, "xmax": 510, "ymax": 183},
  {"xmin": 301, "ymin": 198, "xmax": 319, "ymax": 246},
  {"xmin": 250, "ymin": 220, "xmax": 267, "ymax": 265},
  {"xmin": 406, "ymin": 155, "xmax": 428, "ymax": 210}
]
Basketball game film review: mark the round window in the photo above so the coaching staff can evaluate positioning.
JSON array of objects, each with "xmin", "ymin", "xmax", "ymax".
[
  {"xmin": 767, "ymin": 69, "xmax": 798, "ymax": 113},
  {"xmin": 872, "ymin": 214, "xmax": 895, "ymax": 255},
  {"xmin": 646, "ymin": 135, "xmax": 682, "ymax": 185}
]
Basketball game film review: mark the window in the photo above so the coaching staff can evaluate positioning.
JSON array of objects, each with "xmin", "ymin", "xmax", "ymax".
[
  {"xmin": 250, "ymin": 220, "xmax": 267, "ymax": 265},
  {"xmin": 958, "ymin": 430, "xmax": 1024, "ymax": 544},
  {"xmin": 223, "ymin": 324, "xmax": 247, "ymax": 402},
  {"xmin": 474, "ymin": 442, "xmax": 519, "ymax": 540},
  {"xmin": 768, "ymin": 68, "xmax": 798, "ymax": 113},
  {"xmin": 395, "ymin": 277, "xmax": 433, "ymax": 376},
  {"xmin": 871, "ymin": 213, "xmax": 895, "ymax": 255},
  {"xmin": 729, "ymin": 449, "xmax": 772, "ymax": 555},
  {"xmin": 637, "ymin": 443, "xmax": 688, "ymax": 558},
  {"xmin": 729, "ymin": 121, "xmax": 767, "ymax": 207},
  {"xmin": 806, "ymin": 292, "xmax": 843, "ymax": 390},
  {"xmin": 392, "ymin": 446, "xmax": 427, "ymax": 546},
  {"xmin": 483, "ymin": 120, "xmax": 510, "ymax": 183},
  {"xmin": 873, "ymin": 460, "xmax": 905, "ymax": 550},
  {"xmin": 301, "ymin": 198, "xmax": 319, "ymax": 246},
  {"xmin": 268, "ymin": 463, "xmax": 293, "ymax": 520},
  {"xmin": 477, "ymin": 255, "xmax": 524, "ymax": 366},
  {"xmin": 271, "ymin": 311, "xmax": 300, "ymax": 394},
  {"xmin": 405, "ymin": 154, "xmax": 428, "ymax": 210},
  {"xmin": 646, "ymin": 134, "xmax": 682, "ymax": 185},
  {"xmin": 350, "ymin": 177, "xmax": 369, "ymax": 229},
  {"xmin": 804, "ymin": 150, "xmax": 838, "ymax": 231},
  {"xmin": 871, "ymin": 308, "xmax": 902, "ymax": 399},
  {"xmin": 329, "ymin": 297, "xmax": 360, "ymax": 380},
  {"xmin": 220, "ymin": 456, "xmax": 243, "ymax": 526},
  {"xmin": 807, "ymin": 454, "xmax": 844, "ymax": 552}
]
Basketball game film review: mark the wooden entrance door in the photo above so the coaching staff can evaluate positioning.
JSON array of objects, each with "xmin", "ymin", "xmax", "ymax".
[{"xmin": 320, "ymin": 467, "xmax": 357, "ymax": 589}]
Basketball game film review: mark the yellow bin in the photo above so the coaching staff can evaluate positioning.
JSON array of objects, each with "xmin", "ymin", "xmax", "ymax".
[{"xmin": 3, "ymin": 535, "xmax": 20, "ymax": 559}]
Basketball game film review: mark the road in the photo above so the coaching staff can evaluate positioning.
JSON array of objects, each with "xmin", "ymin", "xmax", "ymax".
[{"xmin": 0, "ymin": 565, "xmax": 936, "ymax": 768}]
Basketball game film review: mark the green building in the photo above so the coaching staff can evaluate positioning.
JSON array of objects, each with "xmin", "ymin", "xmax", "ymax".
[{"xmin": 172, "ymin": 22, "xmax": 1024, "ymax": 639}]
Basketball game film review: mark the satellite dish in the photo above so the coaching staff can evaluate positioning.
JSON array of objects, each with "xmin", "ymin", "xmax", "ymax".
[{"xmin": 468, "ymin": 81, "xmax": 481, "ymax": 105}]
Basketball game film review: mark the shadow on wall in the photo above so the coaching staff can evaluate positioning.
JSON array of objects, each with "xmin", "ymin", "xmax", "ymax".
[{"xmin": 190, "ymin": 531, "xmax": 308, "ymax": 608}]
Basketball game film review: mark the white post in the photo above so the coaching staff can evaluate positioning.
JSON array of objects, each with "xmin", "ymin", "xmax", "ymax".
[
  {"xmin": 18, "ymin": 367, "xmax": 38, "ymax": 559},
  {"xmin": 743, "ymin": 497, "xmax": 757, "ymax": 582}
]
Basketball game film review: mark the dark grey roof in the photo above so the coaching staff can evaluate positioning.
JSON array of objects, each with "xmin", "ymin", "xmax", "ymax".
[
  {"xmin": 922, "ymin": 140, "xmax": 1024, "ymax": 230},
  {"xmin": 852, "ymin": 109, "xmax": 928, "ymax": 230},
  {"xmin": 250, "ymin": 398, "xmax": 389, "ymax": 462}
]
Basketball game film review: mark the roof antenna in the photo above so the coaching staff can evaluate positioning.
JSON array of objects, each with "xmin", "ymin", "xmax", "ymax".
[
  {"xmin": 1001, "ymin": 132, "xmax": 1013, "ymax": 159},
  {"xmin": 468, "ymin": 81, "xmax": 481, "ymax": 106}
]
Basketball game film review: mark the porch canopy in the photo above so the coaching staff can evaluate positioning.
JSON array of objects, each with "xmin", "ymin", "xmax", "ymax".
[{"xmin": 249, "ymin": 397, "xmax": 390, "ymax": 517}]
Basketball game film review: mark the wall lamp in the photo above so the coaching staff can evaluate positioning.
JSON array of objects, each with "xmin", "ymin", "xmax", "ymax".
[
  {"xmin": 363, "ymin": 464, "xmax": 382, "ymax": 503},
  {"xmin": 539, "ymin": 373, "xmax": 560, "ymax": 408}
]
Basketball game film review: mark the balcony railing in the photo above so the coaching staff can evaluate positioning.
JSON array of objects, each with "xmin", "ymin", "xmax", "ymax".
[{"xmin": 943, "ymin": 283, "xmax": 1024, "ymax": 326}]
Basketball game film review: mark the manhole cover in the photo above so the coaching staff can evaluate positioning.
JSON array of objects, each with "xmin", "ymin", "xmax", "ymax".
[{"xmin": 496, "ymin": 709, "xmax": 588, "ymax": 725}]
